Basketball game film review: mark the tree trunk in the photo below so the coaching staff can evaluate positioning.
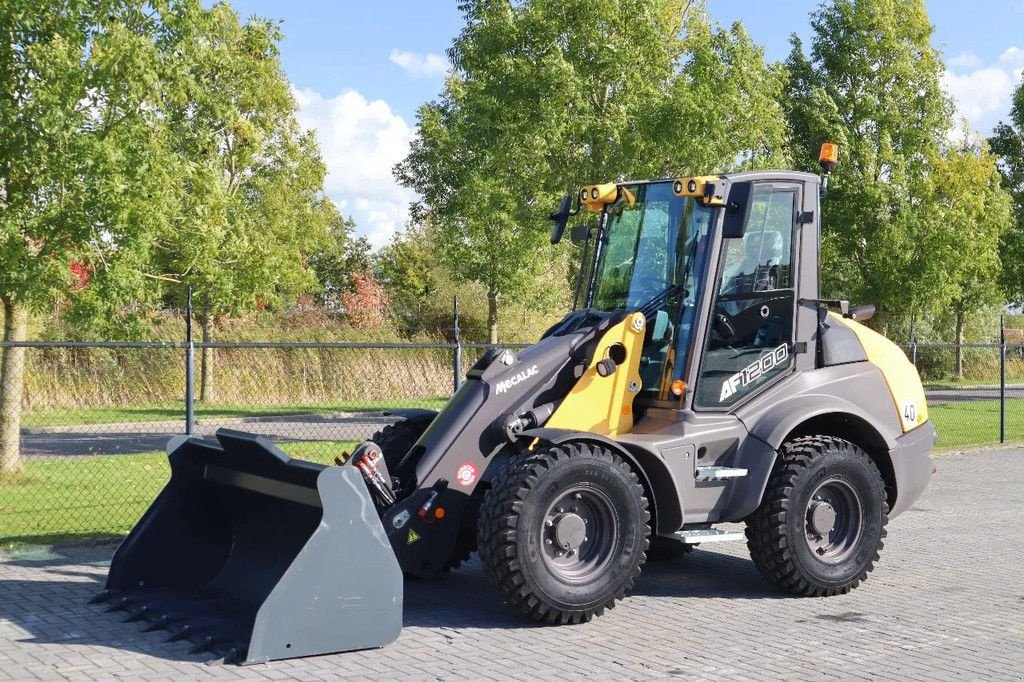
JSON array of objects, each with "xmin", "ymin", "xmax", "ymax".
[
  {"xmin": 954, "ymin": 306, "xmax": 965, "ymax": 380},
  {"xmin": 200, "ymin": 313, "xmax": 215, "ymax": 402},
  {"xmin": 0, "ymin": 299, "xmax": 28, "ymax": 474},
  {"xmin": 487, "ymin": 288, "xmax": 499, "ymax": 345}
]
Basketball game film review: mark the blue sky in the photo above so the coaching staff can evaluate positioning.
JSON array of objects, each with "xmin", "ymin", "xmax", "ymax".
[{"xmin": 223, "ymin": 1, "xmax": 1024, "ymax": 247}]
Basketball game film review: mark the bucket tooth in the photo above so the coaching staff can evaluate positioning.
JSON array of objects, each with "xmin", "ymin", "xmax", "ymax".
[
  {"xmin": 142, "ymin": 615, "xmax": 170, "ymax": 633},
  {"xmin": 104, "ymin": 596, "xmax": 131, "ymax": 613},
  {"xmin": 123, "ymin": 606, "xmax": 150, "ymax": 623},
  {"xmin": 221, "ymin": 647, "xmax": 246, "ymax": 665},
  {"xmin": 166, "ymin": 624, "xmax": 193, "ymax": 643},
  {"xmin": 188, "ymin": 636, "xmax": 217, "ymax": 655},
  {"xmin": 89, "ymin": 590, "xmax": 111, "ymax": 605}
]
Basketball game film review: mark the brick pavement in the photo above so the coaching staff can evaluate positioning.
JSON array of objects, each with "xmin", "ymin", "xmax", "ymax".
[{"xmin": 1, "ymin": 447, "xmax": 1022, "ymax": 681}]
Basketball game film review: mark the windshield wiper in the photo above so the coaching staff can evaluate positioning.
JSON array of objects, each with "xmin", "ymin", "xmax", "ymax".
[{"xmin": 636, "ymin": 282, "xmax": 688, "ymax": 320}]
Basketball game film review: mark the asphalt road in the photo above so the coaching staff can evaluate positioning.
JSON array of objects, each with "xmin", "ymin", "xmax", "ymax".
[
  {"xmin": 1, "ymin": 447, "xmax": 1021, "ymax": 680},
  {"xmin": 20, "ymin": 412, "xmax": 399, "ymax": 458},
  {"xmin": 924, "ymin": 384, "xmax": 1024, "ymax": 403}
]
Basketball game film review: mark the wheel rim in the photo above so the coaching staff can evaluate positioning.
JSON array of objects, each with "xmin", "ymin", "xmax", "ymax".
[
  {"xmin": 803, "ymin": 478, "xmax": 863, "ymax": 564},
  {"xmin": 540, "ymin": 486, "xmax": 618, "ymax": 583}
]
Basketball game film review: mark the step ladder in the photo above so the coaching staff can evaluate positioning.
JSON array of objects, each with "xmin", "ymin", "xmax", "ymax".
[
  {"xmin": 694, "ymin": 466, "xmax": 747, "ymax": 481},
  {"xmin": 673, "ymin": 528, "xmax": 746, "ymax": 544}
]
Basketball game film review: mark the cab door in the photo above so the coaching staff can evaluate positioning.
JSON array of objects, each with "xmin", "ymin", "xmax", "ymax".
[{"xmin": 693, "ymin": 182, "xmax": 801, "ymax": 410}]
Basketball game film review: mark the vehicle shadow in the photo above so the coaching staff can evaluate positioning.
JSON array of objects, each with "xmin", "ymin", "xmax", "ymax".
[{"xmin": 0, "ymin": 544, "xmax": 781, "ymax": 665}]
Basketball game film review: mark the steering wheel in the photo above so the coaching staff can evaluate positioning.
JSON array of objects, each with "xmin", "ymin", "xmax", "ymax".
[{"xmin": 711, "ymin": 305, "xmax": 740, "ymax": 344}]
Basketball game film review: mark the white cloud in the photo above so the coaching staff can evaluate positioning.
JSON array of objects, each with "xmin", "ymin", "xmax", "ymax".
[
  {"xmin": 388, "ymin": 49, "xmax": 448, "ymax": 79},
  {"xmin": 948, "ymin": 51, "xmax": 982, "ymax": 70},
  {"xmin": 293, "ymin": 87, "xmax": 416, "ymax": 249},
  {"xmin": 942, "ymin": 46, "xmax": 1023, "ymax": 134}
]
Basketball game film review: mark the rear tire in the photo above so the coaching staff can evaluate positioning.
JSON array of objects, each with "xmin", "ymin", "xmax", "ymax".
[
  {"xmin": 371, "ymin": 415, "xmax": 435, "ymax": 474},
  {"xmin": 745, "ymin": 435, "xmax": 888, "ymax": 597},
  {"xmin": 478, "ymin": 442, "xmax": 650, "ymax": 624}
]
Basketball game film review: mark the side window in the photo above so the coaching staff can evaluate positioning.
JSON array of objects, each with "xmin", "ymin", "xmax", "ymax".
[{"xmin": 694, "ymin": 185, "xmax": 798, "ymax": 409}]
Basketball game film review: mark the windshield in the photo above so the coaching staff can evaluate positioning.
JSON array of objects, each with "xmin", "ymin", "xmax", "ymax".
[
  {"xmin": 591, "ymin": 182, "xmax": 715, "ymax": 312},
  {"xmin": 588, "ymin": 180, "xmax": 718, "ymax": 398}
]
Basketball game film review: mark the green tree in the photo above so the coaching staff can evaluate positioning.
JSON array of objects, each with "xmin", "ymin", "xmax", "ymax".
[
  {"xmin": 989, "ymin": 75, "xmax": 1024, "ymax": 306},
  {"xmin": 783, "ymin": 0, "xmax": 963, "ymax": 331},
  {"xmin": 153, "ymin": 3, "xmax": 332, "ymax": 400},
  {"xmin": 307, "ymin": 213, "xmax": 372, "ymax": 310},
  {"xmin": 397, "ymin": 0, "xmax": 788, "ymax": 343},
  {"xmin": 931, "ymin": 136, "xmax": 1013, "ymax": 377},
  {"xmin": 0, "ymin": 0, "xmax": 180, "ymax": 472}
]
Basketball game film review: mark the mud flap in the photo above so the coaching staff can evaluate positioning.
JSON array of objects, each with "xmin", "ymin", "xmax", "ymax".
[{"xmin": 92, "ymin": 429, "xmax": 402, "ymax": 664}]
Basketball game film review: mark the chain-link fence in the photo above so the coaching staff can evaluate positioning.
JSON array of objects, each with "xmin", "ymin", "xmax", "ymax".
[
  {"xmin": 0, "ymin": 340, "xmax": 515, "ymax": 545},
  {"xmin": 907, "ymin": 339, "xmax": 1024, "ymax": 450},
  {"xmin": 1, "ymin": 336, "xmax": 1021, "ymax": 545}
]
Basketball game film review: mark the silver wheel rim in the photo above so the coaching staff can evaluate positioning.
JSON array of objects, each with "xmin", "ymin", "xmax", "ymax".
[
  {"xmin": 540, "ymin": 486, "xmax": 618, "ymax": 583},
  {"xmin": 804, "ymin": 478, "xmax": 863, "ymax": 564}
]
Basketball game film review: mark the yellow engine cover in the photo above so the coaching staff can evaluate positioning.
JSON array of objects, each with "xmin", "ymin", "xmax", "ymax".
[
  {"xmin": 832, "ymin": 313, "xmax": 929, "ymax": 432},
  {"xmin": 544, "ymin": 312, "xmax": 646, "ymax": 436}
]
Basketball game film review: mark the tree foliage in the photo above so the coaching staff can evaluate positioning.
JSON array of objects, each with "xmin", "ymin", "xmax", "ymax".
[
  {"xmin": 152, "ymin": 3, "xmax": 332, "ymax": 320},
  {"xmin": 396, "ymin": 0, "xmax": 788, "ymax": 342},
  {"xmin": 785, "ymin": 0, "xmax": 960, "ymax": 328},
  {"xmin": 144, "ymin": 3, "xmax": 334, "ymax": 399},
  {"xmin": 307, "ymin": 213, "xmax": 371, "ymax": 310},
  {"xmin": 989, "ymin": 75, "xmax": 1024, "ymax": 306},
  {"xmin": 0, "ymin": 0, "xmax": 194, "ymax": 470}
]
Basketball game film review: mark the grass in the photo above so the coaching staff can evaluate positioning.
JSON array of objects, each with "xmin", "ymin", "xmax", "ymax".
[
  {"xmin": 21, "ymin": 398, "xmax": 448, "ymax": 428},
  {"xmin": 928, "ymin": 399, "xmax": 1024, "ymax": 449},
  {"xmin": 0, "ymin": 439, "xmax": 358, "ymax": 546}
]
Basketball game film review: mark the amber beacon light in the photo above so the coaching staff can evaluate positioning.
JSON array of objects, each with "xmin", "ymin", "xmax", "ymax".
[
  {"xmin": 818, "ymin": 142, "xmax": 839, "ymax": 196},
  {"xmin": 819, "ymin": 142, "xmax": 839, "ymax": 172}
]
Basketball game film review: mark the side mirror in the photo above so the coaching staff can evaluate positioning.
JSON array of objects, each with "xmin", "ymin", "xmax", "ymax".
[
  {"xmin": 846, "ymin": 304, "xmax": 875, "ymax": 322},
  {"xmin": 549, "ymin": 194, "xmax": 572, "ymax": 244},
  {"xmin": 722, "ymin": 181, "xmax": 752, "ymax": 239}
]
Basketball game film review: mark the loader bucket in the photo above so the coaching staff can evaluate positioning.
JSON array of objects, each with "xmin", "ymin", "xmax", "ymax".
[{"xmin": 92, "ymin": 429, "xmax": 403, "ymax": 664}]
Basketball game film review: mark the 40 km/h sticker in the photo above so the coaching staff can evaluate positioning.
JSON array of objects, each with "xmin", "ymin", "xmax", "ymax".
[{"xmin": 902, "ymin": 400, "xmax": 918, "ymax": 425}]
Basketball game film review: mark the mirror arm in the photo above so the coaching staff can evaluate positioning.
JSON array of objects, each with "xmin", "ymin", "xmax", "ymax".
[{"xmin": 798, "ymin": 298, "xmax": 850, "ymax": 317}]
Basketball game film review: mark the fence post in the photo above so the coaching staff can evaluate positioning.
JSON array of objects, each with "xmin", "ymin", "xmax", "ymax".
[
  {"xmin": 185, "ymin": 286, "xmax": 195, "ymax": 436},
  {"xmin": 453, "ymin": 296, "xmax": 462, "ymax": 393},
  {"xmin": 909, "ymin": 313, "xmax": 917, "ymax": 365},
  {"xmin": 1000, "ymin": 315, "xmax": 1006, "ymax": 444}
]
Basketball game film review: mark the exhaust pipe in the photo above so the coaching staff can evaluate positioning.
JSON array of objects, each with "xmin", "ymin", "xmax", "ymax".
[{"xmin": 92, "ymin": 429, "xmax": 402, "ymax": 664}]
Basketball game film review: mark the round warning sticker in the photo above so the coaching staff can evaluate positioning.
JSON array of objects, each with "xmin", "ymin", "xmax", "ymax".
[{"xmin": 456, "ymin": 462, "xmax": 477, "ymax": 487}]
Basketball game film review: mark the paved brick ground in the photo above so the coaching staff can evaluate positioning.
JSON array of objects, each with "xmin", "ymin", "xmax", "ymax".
[{"xmin": 2, "ymin": 447, "xmax": 1022, "ymax": 681}]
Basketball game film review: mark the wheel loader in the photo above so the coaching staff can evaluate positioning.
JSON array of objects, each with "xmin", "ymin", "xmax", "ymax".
[{"xmin": 93, "ymin": 144, "xmax": 936, "ymax": 664}]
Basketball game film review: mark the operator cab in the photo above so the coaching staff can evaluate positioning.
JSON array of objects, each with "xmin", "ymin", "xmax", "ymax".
[{"xmin": 553, "ymin": 171, "xmax": 819, "ymax": 414}]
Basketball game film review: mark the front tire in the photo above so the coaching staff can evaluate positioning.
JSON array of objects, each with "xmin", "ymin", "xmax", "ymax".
[
  {"xmin": 478, "ymin": 442, "xmax": 650, "ymax": 624},
  {"xmin": 745, "ymin": 436, "xmax": 888, "ymax": 596}
]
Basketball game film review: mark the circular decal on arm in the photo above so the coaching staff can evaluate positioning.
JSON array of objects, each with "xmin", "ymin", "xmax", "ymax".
[{"xmin": 456, "ymin": 462, "xmax": 478, "ymax": 487}]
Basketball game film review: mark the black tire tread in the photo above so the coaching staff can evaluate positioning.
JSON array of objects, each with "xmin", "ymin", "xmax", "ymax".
[
  {"xmin": 745, "ymin": 435, "xmax": 888, "ymax": 597},
  {"xmin": 477, "ymin": 442, "xmax": 650, "ymax": 625}
]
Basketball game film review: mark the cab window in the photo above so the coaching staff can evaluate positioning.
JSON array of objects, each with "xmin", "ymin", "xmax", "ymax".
[{"xmin": 694, "ymin": 184, "xmax": 798, "ymax": 408}]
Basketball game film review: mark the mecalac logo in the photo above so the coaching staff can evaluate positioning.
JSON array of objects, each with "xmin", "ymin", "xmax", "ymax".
[{"xmin": 494, "ymin": 365, "xmax": 539, "ymax": 395}]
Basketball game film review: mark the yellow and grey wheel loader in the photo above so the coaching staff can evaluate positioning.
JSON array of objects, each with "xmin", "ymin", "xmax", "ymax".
[{"xmin": 93, "ymin": 145, "xmax": 936, "ymax": 663}]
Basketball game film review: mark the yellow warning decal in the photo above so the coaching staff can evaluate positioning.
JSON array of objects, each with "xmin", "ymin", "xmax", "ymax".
[
  {"xmin": 407, "ymin": 529, "xmax": 420, "ymax": 545},
  {"xmin": 831, "ymin": 312, "xmax": 928, "ymax": 433}
]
